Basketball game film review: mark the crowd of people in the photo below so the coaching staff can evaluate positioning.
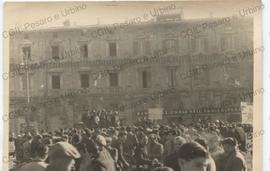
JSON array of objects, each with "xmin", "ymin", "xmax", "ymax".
[
  {"xmin": 81, "ymin": 110, "xmax": 120, "ymax": 128},
  {"xmin": 8, "ymin": 119, "xmax": 251, "ymax": 171}
]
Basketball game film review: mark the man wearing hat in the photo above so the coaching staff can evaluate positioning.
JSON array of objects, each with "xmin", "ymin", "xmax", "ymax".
[
  {"xmin": 147, "ymin": 134, "xmax": 164, "ymax": 162},
  {"xmin": 113, "ymin": 131, "xmax": 130, "ymax": 170},
  {"xmin": 88, "ymin": 135, "xmax": 116, "ymax": 171},
  {"xmin": 22, "ymin": 133, "xmax": 33, "ymax": 162},
  {"xmin": 45, "ymin": 142, "xmax": 81, "ymax": 171},
  {"xmin": 164, "ymin": 136, "xmax": 186, "ymax": 171},
  {"xmin": 19, "ymin": 141, "xmax": 49, "ymax": 171},
  {"xmin": 217, "ymin": 137, "xmax": 247, "ymax": 171},
  {"xmin": 124, "ymin": 126, "xmax": 138, "ymax": 164}
]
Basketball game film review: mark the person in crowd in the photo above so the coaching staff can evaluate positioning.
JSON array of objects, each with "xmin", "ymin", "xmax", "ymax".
[
  {"xmin": 164, "ymin": 136, "xmax": 186, "ymax": 171},
  {"xmin": 88, "ymin": 135, "xmax": 116, "ymax": 171},
  {"xmin": 94, "ymin": 113, "xmax": 100, "ymax": 128},
  {"xmin": 147, "ymin": 134, "xmax": 164, "ymax": 162},
  {"xmin": 9, "ymin": 133, "xmax": 16, "ymax": 157},
  {"xmin": 134, "ymin": 134, "xmax": 153, "ymax": 170},
  {"xmin": 62, "ymin": 135, "xmax": 69, "ymax": 142},
  {"xmin": 10, "ymin": 118, "xmax": 252, "ymax": 171},
  {"xmin": 113, "ymin": 131, "xmax": 130, "ymax": 170},
  {"xmin": 71, "ymin": 133, "xmax": 83, "ymax": 171},
  {"xmin": 106, "ymin": 137, "xmax": 118, "ymax": 163},
  {"xmin": 22, "ymin": 133, "xmax": 33, "ymax": 162},
  {"xmin": 194, "ymin": 138, "xmax": 216, "ymax": 171},
  {"xmin": 173, "ymin": 136, "xmax": 186, "ymax": 152},
  {"xmin": 123, "ymin": 126, "xmax": 138, "ymax": 164},
  {"xmin": 76, "ymin": 139, "xmax": 89, "ymax": 171},
  {"xmin": 217, "ymin": 137, "xmax": 247, "ymax": 171},
  {"xmin": 19, "ymin": 141, "xmax": 49, "ymax": 171},
  {"xmin": 163, "ymin": 130, "xmax": 177, "ymax": 158},
  {"xmin": 233, "ymin": 124, "xmax": 247, "ymax": 152},
  {"xmin": 45, "ymin": 142, "xmax": 81, "ymax": 171},
  {"xmin": 14, "ymin": 135, "xmax": 24, "ymax": 161},
  {"xmin": 176, "ymin": 142, "xmax": 210, "ymax": 171},
  {"xmin": 105, "ymin": 137, "xmax": 122, "ymax": 171}
]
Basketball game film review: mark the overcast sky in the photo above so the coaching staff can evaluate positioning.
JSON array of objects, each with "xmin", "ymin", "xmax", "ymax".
[{"xmin": 4, "ymin": 0, "xmax": 260, "ymax": 31}]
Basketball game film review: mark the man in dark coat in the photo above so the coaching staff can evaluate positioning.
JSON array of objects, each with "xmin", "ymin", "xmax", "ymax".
[
  {"xmin": 147, "ymin": 134, "xmax": 164, "ymax": 162},
  {"xmin": 216, "ymin": 137, "xmax": 247, "ymax": 171},
  {"xmin": 89, "ymin": 135, "xmax": 116, "ymax": 171},
  {"xmin": 123, "ymin": 126, "xmax": 138, "ymax": 164},
  {"xmin": 134, "ymin": 134, "xmax": 153, "ymax": 170},
  {"xmin": 234, "ymin": 125, "xmax": 247, "ymax": 152},
  {"xmin": 112, "ymin": 131, "xmax": 130, "ymax": 170}
]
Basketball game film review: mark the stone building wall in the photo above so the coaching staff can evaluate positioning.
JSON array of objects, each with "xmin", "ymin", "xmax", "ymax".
[{"xmin": 9, "ymin": 17, "xmax": 254, "ymax": 133}]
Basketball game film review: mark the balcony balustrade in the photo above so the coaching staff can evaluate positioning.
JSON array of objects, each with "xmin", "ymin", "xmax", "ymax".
[{"xmin": 9, "ymin": 50, "xmax": 249, "ymax": 75}]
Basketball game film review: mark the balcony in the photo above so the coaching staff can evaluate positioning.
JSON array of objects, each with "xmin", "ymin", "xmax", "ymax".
[
  {"xmin": 46, "ymin": 87, "xmax": 127, "ymax": 97},
  {"xmin": 10, "ymin": 52, "xmax": 236, "ymax": 74},
  {"xmin": 20, "ymin": 86, "xmax": 176, "ymax": 99}
]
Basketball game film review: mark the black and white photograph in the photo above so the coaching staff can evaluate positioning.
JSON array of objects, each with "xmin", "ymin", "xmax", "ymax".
[{"xmin": 3, "ymin": 1, "xmax": 263, "ymax": 171}]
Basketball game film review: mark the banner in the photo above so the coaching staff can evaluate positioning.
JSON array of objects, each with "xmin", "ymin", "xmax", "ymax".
[
  {"xmin": 241, "ymin": 102, "xmax": 253, "ymax": 124},
  {"xmin": 148, "ymin": 108, "xmax": 163, "ymax": 120}
]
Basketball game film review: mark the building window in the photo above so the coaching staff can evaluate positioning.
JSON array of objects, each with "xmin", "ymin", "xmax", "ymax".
[
  {"xmin": 163, "ymin": 39, "xmax": 177, "ymax": 54},
  {"xmin": 22, "ymin": 47, "xmax": 31, "ymax": 60},
  {"xmin": 168, "ymin": 68, "xmax": 176, "ymax": 87},
  {"xmin": 142, "ymin": 70, "xmax": 151, "ymax": 88},
  {"xmin": 203, "ymin": 38, "xmax": 208, "ymax": 52},
  {"xmin": 199, "ymin": 94, "xmax": 207, "ymax": 108},
  {"xmin": 109, "ymin": 72, "xmax": 119, "ymax": 87},
  {"xmin": 190, "ymin": 38, "xmax": 208, "ymax": 53},
  {"xmin": 220, "ymin": 37, "xmax": 227, "ymax": 51},
  {"xmin": 80, "ymin": 44, "xmax": 88, "ymax": 58},
  {"xmin": 143, "ymin": 40, "xmax": 151, "ymax": 55},
  {"xmin": 224, "ymin": 64, "xmax": 240, "ymax": 87},
  {"xmin": 52, "ymin": 75, "xmax": 61, "ymax": 89},
  {"xmin": 52, "ymin": 46, "xmax": 60, "ymax": 60},
  {"xmin": 24, "ymin": 34, "xmax": 29, "ymax": 39},
  {"xmin": 133, "ymin": 41, "xmax": 139, "ymax": 56},
  {"xmin": 214, "ymin": 94, "xmax": 222, "ymax": 107},
  {"xmin": 192, "ymin": 68, "xmax": 199, "ymax": 80},
  {"xmin": 220, "ymin": 35, "xmax": 234, "ymax": 51},
  {"xmin": 190, "ymin": 38, "xmax": 197, "ymax": 52},
  {"xmin": 192, "ymin": 65, "xmax": 209, "ymax": 85},
  {"xmin": 134, "ymin": 40, "xmax": 151, "ymax": 56},
  {"xmin": 109, "ymin": 42, "xmax": 117, "ymax": 56},
  {"xmin": 224, "ymin": 94, "xmax": 238, "ymax": 107},
  {"xmin": 80, "ymin": 74, "xmax": 89, "ymax": 88}
]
